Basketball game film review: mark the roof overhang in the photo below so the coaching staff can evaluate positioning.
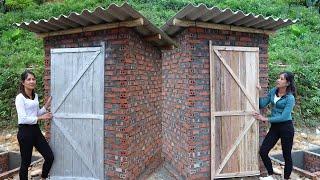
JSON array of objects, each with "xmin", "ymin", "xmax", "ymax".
[
  {"xmin": 16, "ymin": 3, "xmax": 177, "ymax": 48},
  {"xmin": 162, "ymin": 4, "xmax": 298, "ymax": 36}
]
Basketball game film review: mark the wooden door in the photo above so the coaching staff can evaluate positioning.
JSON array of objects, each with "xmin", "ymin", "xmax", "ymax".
[
  {"xmin": 50, "ymin": 46, "xmax": 104, "ymax": 180},
  {"xmin": 210, "ymin": 43, "xmax": 260, "ymax": 179}
]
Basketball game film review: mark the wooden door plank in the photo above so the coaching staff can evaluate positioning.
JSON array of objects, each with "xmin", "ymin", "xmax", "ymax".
[
  {"xmin": 214, "ymin": 49, "xmax": 222, "ymax": 175},
  {"xmin": 213, "ymin": 111, "xmax": 254, "ymax": 117},
  {"xmin": 54, "ymin": 113, "xmax": 103, "ymax": 120},
  {"xmin": 245, "ymin": 51, "xmax": 260, "ymax": 171},
  {"xmin": 50, "ymin": 52, "xmax": 56, "ymax": 174},
  {"xmin": 92, "ymin": 45, "xmax": 104, "ymax": 179},
  {"xmin": 63, "ymin": 52, "xmax": 73, "ymax": 176},
  {"xmin": 53, "ymin": 53, "xmax": 67, "ymax": 176},
  {"xmin": 230, "ymin": 50, "xmax": 241, "ymax": 172},
  {"xmin": 78, "ymin": 51, "xmax": 88, "ymax": 178},
  {"xmin": 68, "ymin": 54, "xmax": 76, "ymax": 177},
  {"xmin": 72, "ymin": 52, "xmax": 84, "ymax": 176},
  {"xmin": 209, "ymin": 41, "xmax": 216, "ymax": 177},
  {"xmin": 51, "ymin": 47, "xmax": 101, "ymax": 53},
  {"xmin": 214, "ymin": 170, "xmax": 260, "ymax": 178},
  {"xmin": 213, "ymin": 46, "xmax": 259, "ymax": 52},
  {"xmin": 219, "ymin": 50, "xmax": 229, "ymax": 172},
  {"xmin": 87, "ymin": 54, "xmax": 95, "ymax": 178},
  {"xmin": 221, "ymin": 50, "xmax": 233, "ymax": 173},
  {"xmin": 240, "ymin": 51, "xmax": 248, "ymax": 172},
  {"xmin": 80, "ymin": 55, "xmax": 94, "ymax": 178},
  {"xmin": 254, "ymin": 51, "xmax": 260, "ymax": 171}
]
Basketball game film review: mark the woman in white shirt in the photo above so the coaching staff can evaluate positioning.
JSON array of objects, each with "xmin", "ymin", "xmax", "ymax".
[{"xmin": 15, "ymin": 70, "xmax": 54, "ymax": 180}]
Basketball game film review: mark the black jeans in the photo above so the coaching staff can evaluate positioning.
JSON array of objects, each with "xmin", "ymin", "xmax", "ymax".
[
  {"xmin": 259, "ymin": 121, "xmax": 294, "ymax": 179},
  {"xmin": 17, "ymin": 124, "xmax": 54, "ymax": 180}
]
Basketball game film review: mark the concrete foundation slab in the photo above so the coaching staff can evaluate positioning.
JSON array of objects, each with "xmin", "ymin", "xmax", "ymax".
[
  {"xmin": 0, "ymin": 151, "xmax": 42, "ymax": 179},
  {"xmin": 271, "ymin": 150, "xmax": 320, "ymax": 180}
]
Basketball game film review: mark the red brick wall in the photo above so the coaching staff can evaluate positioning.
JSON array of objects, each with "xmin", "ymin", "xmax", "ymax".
[
  {"xmin": 0, "ymin": 152, "xmax": 9, "ymax": 174},
  {"xmin": 304, "ymin": 151, "xmax": 320, "ymax": 173},
  {"xmin": 104, "ymin": 30, "xmax": 163, "ymax": 179},
  {"xmin": 162, "ymin": 27, "xmax": 269, "ymax": 179},
  {"xmin": 44, "ymin": 28, "xmax": 162, "ymax": 179},
  {"xmin": 162, "ymin": 29, "xmax": 191, "ymax": 179}
]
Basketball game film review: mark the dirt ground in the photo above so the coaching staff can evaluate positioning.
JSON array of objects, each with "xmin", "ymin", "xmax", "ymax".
[{"xmin": 1, "ymin": 127, "xmax": 320, "ymax": 180}]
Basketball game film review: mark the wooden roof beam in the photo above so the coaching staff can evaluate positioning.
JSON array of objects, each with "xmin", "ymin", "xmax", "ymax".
[
  {"xmin": 37, "ymin": 18, "xmax": 144, "ymax": 38},
  {"xmin": 160, "ymin": 45, "xmax": 175, "ymax": 50},
  {"xmin": 172, "ymin": 18, "xmax": 275, "ymax": 35},
  {"xmin": 144, "ymin": 34, "xmax": 161, "ymax": 41}
]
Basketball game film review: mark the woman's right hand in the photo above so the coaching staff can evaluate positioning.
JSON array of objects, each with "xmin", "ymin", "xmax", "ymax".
[
  {"xmin": 44, "ymin": 96, "xmax": 52, "ymax": 110},
  {"xmin": 256, "ymin": 84, "xmax": 262, "ymax": 91},
  {"xmin": 252, "ymin": 111, "xmax": 268, "ymax": 122},
  {"xmin": 38, "ymin": 112, "xmax": 52, "ymax": 120}
]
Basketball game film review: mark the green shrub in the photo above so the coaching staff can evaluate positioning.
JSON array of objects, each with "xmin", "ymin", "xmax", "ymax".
[{"xmin": 5, "ymin": 0, "xmax": 36, "ymax": 11}]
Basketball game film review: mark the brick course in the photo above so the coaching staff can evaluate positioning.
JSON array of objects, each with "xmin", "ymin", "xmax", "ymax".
[
  {"xmin": 162, "ymin": 27, "xmax": 269, "ymax": 179},
  {"xmin": 0, "ymin": 152, "xmax": 9, "ymax": 174},
  {"xmin": 304, "ymin": 152, "xmax": 320, "ymax": 173}
]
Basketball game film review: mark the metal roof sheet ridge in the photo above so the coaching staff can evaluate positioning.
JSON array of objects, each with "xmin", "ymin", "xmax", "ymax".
[
  {"xmin": 16, "ymin": 2, "xmax": 127, "ymax": 27},
  {"xmin": 117, "ymin": 3, "xmax": 178, "ymax": 47},
  {"xmin": 161, "ymin": 3, "xmax": 298, "ymax": 34},
  {"xmin": 16, "ymin": 2, "xmax": 177, "ymax": 47},
  {"xmin": 161, "ymin": 3, "xmax": 194, "ymax": 30}
]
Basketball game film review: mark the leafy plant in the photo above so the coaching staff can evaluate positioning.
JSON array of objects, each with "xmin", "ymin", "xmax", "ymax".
[
  {"xmin": 5, "ymin": 0, "xmax": 36, "ymax": 11},
  {"xmin": 306, "ymin": 0, "xmax": 320, "ymax": 7}
]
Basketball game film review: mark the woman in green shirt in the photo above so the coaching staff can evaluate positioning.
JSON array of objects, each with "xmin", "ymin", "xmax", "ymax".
[{"xmin": 254, "ymin": 71, "xmax": 296, "ymax": 180}]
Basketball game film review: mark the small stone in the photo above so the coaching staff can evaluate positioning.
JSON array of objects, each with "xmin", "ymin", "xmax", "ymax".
[
  {"xmin": 290, "ymin": 172, "xmax": 301, "ymax": 180},
  {"xmin": 273, "ymin": 167, "xmax": 282, "ymax": 175},
  {"xmin": 301, "ymin": 132, "xmax": 307, "ymax": 138},
  {"xmin": 30, "ymin": 169, "xmax": 42, "ymax": 177},
  {"xmin": 5, "ymin": 134, "xmax": 12, "ymax": 140}
]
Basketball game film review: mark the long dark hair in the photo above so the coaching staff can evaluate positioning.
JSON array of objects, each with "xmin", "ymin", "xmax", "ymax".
[
  {"xmin": 280, "ymin": 71, "xmax": 296, "ymax": 97},
  {"xmin": 20, "ymin": 70, "xmax": 36, "ymax": 99}
]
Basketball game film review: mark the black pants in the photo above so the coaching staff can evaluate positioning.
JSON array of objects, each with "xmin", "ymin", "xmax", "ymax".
[
  {"xmin": 259, "ymin": 121, "xmax": 294, "ymax": 179},
  {"xmin": 17, "ymin": 124, "xmax": 54, "ymax": 180}
]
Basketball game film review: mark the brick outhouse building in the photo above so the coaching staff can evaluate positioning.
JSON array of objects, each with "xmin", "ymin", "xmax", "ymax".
[
  {"xmin": 160, "ymin": 4, "xmax": 296, "ymax": 179},
  {"xmin": 17, "ymin": 3, "xmax": 296, "ymax": 180}
]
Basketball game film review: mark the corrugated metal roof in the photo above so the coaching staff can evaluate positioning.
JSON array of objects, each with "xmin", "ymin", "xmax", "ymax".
[
  {"xmin": 162, "ymin": 4, "xmax": 298, "ymax": 36},
  {"xmin": 16, "ymin": 3, "xmax": 176, "ymax": 47}
]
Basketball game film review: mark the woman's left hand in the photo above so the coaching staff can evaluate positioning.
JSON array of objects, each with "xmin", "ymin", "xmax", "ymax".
[
  {"xmin": 44, "ymin": 96, "xmax": 52, "ymax": 110},
  {"xmin": 253, "ymin": 112, "xmax": 268, "ymax": 122}
]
